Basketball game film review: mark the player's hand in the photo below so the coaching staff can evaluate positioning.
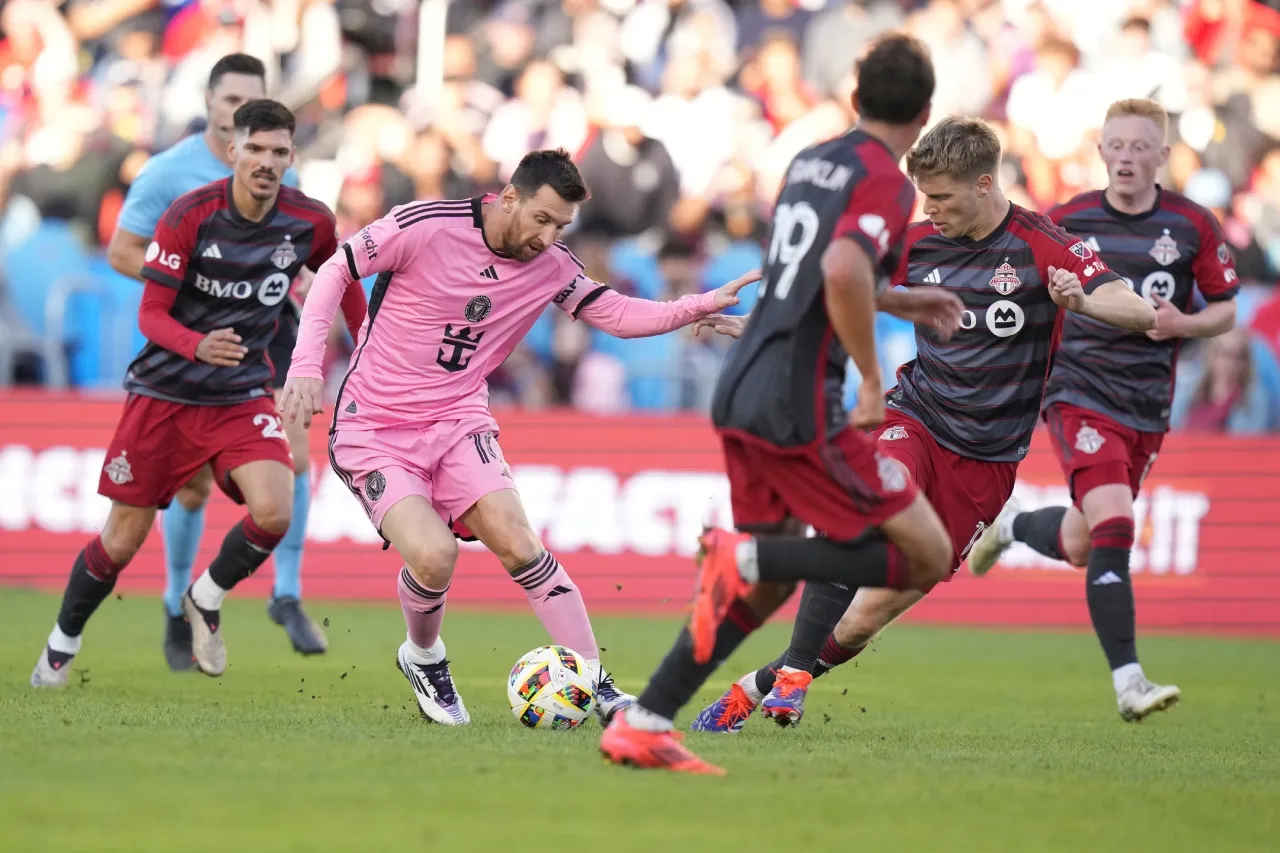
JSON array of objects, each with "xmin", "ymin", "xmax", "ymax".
[
  {"xmin": 1146, "ymin": 294, "xmax": 1186, "ymax": 341},
  {"xmin": 851, "ymin": 377, "xmax": 886, "ymax": 430},
  {"xmin": 195, "ymin": 328, "xmax": 246, "ymax": 367},
  {"xmin": 693, "ymin": 314, "xmax": 747, "ymax": 339},
  {"xmin": 894, "ymin": 287, "xmax": 965, "ymax": 341},
  {"xmin": 279, "ymin": 377, "xmax": 325, "ymax": 428},
  {"xmin": 1047, "ymin": 266, "xmax": 1086, "ymax": 312},
  {"xmin": 713, "ymin": 269, "xmax": 762, "ymax": 310}
]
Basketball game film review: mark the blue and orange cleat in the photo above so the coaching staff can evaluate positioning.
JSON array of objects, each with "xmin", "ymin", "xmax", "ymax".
[
  {"xmin": 690, "ymin": 528, "xmax": 752, "ymax": 664},
  {"xmin": 601, "ymin": 711, "xmax": 726, "ymax": 775},
  {"xmin": 760, "ymin": 669, "xmax": 813, "ymax": 727},
  {"xmin": 690, "ymin": 681, "xmax": 759, "ymax": 734}
]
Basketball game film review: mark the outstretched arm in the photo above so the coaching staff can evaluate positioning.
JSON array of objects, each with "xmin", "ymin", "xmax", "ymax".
[
  {"xmin": 281, "ymin": 252, "xmax": 367, "ymax": 426},
  {"xmin": 571, "ymin": 270, "xmax": 760, "ymax": 339}
]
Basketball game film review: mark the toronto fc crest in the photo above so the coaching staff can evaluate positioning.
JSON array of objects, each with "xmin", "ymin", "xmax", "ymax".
[
  {"xmin": 989, "ymin": 259, "xmax": 1021, "ymax": 295},
  {"xmin": 1149, "ymin": 229, "xmax": 1181, "ymax": 266},
  {"xmin": 104, "ymin": 451, "xmax": 133, "ymax": 485},
  {"xmin": 271, "ymin": 235, "xmax": 298, "ymax": 270},
  {"xmin": 1075, "ymin": 425, "xmax": 1105, "ymax": 454}
]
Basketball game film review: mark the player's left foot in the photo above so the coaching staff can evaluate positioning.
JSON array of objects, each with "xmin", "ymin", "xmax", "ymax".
[
  {"xmin": 163, "ymin": 609, "xmax": 196, "ymax": 672},
  {"xmin": 396, "ymin": 641, "xmax": 470, "ymax": 725},
  {"xmin": 760, "ymin": 668, "xmax": 813, "ymax": 727},
  {"xmin": 182, "ymin": 590, "xmax": 226, "ymax": 677},
  {"xmin": 690, "ymin": 680, "xmax": 759, "ymax": 733},
  {"xmin": 592, "ymin": 665, "xmax": 633, "ymax": 725},
  {"xmin": 267, "ymin": 596, "xmax": 329, "ymax": 655},
  {"xmin": 1117, "ymin": 674, "xmax": 1180, "ymax": 722},
  {"xmin": 967, "ymin": 497, "xmax": 1022, "ymax": 577},
  {"xmin": 30, "ymin": 646, "xmax": 73, "ymax": 688},
  {"xmin": 690, "ymin": 527, "xmax": 752, "ymax": 665},
  {"xmin": 600, "ymin": 711, "xmax": 726, "ymax": 775}
]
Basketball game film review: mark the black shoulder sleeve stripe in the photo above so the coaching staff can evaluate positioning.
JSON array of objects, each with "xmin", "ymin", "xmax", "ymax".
[
  {"xmin": 572, "ymin": 284, "xmax": 611, "ymax": 319},
  {"xmin": 554, "ymin": 242, "xmax": 585, "ymax": 270},
  {"xmin": 343, "ymin": 242, "xmax": 360, "ymax": 279}
]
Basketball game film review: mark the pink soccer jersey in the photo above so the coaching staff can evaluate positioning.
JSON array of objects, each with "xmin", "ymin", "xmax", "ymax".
[{"xmin": 290, "ymin": 196, "xmax": 720, "ymax": 430}]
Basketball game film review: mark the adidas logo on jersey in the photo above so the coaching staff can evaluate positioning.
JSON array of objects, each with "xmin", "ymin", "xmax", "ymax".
[
  {"xmin": 202, "ymin": 244, "xmax": 223, "ymax": 259},
  {"xmin": 1085, "ymin": 236, "xmax": 1101, "ymax": 253},
  {"xmin": 924, "ymin": 269, "xmax": 942, "ymax": 285},
  {"xmin": 480, "ymin": 265, "xmax": 499, "ymax": 280}
]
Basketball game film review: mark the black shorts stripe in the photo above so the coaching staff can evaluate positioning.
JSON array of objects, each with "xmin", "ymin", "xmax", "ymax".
[
  {"xmin": 326, "ymin": 432, "xmax": 367, "ymax": 512},
  {"xmin": 572, "ymin": 285, "xmax": 611, "ymax": 319},
  {"xmin": 472, "ymin": 432, "xmax": 490, "ymax": 463}
]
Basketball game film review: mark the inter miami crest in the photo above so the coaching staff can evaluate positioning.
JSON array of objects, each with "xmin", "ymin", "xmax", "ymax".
[
  {"xmin": 1149, "ymin": 229, "xmax": 1181, "ymax": 266},
  {"xmin": 272, "ymin": 235, "xmax": 298, "ymax": 270},
  {"xmin": 989, "ymin": 259, "xmax": 1021, "ymax": 295},
  {"xmin": 365, "ymin": 470, "xmax": 386, "ymax": 501},
  {"xmin": 465, "ymin": 295, "xmax": 492, "ymax": 322}
]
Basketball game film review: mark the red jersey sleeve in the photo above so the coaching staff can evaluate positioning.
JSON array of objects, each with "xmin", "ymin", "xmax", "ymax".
[
  {"xmin": 306, "ymin": 212, "xmax": 340, "ymax": 273},
  {"xmin": 1189, "ymin": 211, "xmax": 1240, "ymax": 302},
  {"xmin": 832, "ymin": 169, "xmax": 916, "ymax": 269},
  {"xmin": 141, "ymin": 201, "xmax": 200, "ymax": 290},
  {"xmin": 890, "ymin": 221, "xmax": 933, "ymax": 287},
  {"xmin": 1029, "ymin": 215, "xmax": 1121, "ymax": 294}
]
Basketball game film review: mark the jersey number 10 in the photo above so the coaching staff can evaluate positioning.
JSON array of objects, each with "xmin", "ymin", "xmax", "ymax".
[{"xmin": 765, "ymin": 201, "xmax": 820, "ymax": 301}]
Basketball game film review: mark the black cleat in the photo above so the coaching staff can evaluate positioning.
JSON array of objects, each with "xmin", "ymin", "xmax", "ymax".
[
  {"xmin": 267, "ymin": 596, "xmax": 329, "ymax": 655},
  {"xmin": 163, "ymin": 609, "xmax": 196, "ymax": 672}
]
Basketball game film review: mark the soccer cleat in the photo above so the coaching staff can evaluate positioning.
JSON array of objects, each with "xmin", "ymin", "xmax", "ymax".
[
  {"xmin": 600, "ymin": 710, "xmax": 725, "ymax": 775},
  {"xmin": 689, "ymin": 527, "xmax": 752, "ymax": 664},
  {"xmin": 760, "ymin": 669, "xmax": 813, "ymax": 727},
  {"xmin": 1117, "ymin": 674, "xmax": 1181, "ymax": 722},
  {"xmin": 30, "ymin": 646, "xmax": 73, "ymax": 688},
  {"xmin": 396, "ymin": 642, "xmax": 470, "ymax": 725},
  {"xmin": 690, "ymin": 681, "xmax": 759, "ymax": 733},
  {"xmin": 163, "ymin": 609, "xmax": 195, "ymax": 672},
  {"xmin": 967, "ymin": 497, "xmax": 1022, "ymax": 577},
  {"xmin": 593, "ymin": 666, "xmax": 634, "ymax": 725},
  {"xmin": 181, "ymin": 590, "xmax": 226, "ymax": 677},
  {"xmin": 267, "ymin": 596, "xmax": 329, "ymax": 655}
]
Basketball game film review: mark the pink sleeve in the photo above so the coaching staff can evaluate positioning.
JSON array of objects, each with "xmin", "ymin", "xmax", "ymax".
[
  {"xmin": 342, "ymin": 207, "xmax": 416, "ymax": 279},
  {"xmin": 289, "ymin": 254, "xmax": 358, "ymax": 380},
  {"xmin": 572, "ymin": 284, "xmax": 720, "ymax": 339}
]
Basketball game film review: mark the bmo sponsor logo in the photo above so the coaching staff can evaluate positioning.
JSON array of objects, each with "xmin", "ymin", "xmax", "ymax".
[
  {"xmin": 145, "ymin": 242, "xmax": 181, "ymax": 271},
  {"xmin": 956, "ymin": 300, "xmax": 1025, "ymax": 337},
  {"xmin": 1121, "ymin": 271, "xmax": 1176, "ymax": 306},
  {"xmin": 194, "ymin": 271, "xmax": 291, "ymax": 305},
  {"xmin": 996, "ymin": 482, "xmax": 1210, "ymax": 576}
]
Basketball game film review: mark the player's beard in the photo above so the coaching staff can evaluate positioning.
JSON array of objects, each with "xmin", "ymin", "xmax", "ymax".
[{"xmin": 248, "ymin": 169, "xmax": 279, "ymax": 201}]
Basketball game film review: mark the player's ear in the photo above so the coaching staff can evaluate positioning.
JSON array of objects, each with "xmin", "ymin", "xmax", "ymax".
[
  {"xmin": 1157, "ymin": 143, "xmax": 1171, "ymax": 168},
  {"xmin": 975, "ymin": 173, "xmax": 993, "ymax": 196},
  {"xmin": 501, "ymin": 184, "xmax": 519, "ymax": 213}
]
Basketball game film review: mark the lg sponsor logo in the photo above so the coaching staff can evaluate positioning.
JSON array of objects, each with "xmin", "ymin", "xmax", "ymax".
[{"xmin": 145, "ymin": 241, "xmax": 182, "ymax": 272}]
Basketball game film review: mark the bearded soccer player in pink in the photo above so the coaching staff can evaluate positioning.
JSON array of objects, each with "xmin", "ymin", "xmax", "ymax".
[{"xmin": 281, "ymin": 148, "xmax": 757, "ymax": 726}]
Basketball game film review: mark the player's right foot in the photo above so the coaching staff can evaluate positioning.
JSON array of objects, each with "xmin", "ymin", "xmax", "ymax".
[
  {"xmin": 181, "ymin": 590, "xmax": 226, "ymax": 677},
  {"xmin": 396, "ymin": 641, "xmax": 470, "ymax": 725},
  {"xmin": 967, "ymin": 497, "xmax": 1022, "ymax": 577},
  {"xmin": 690, "ymin": 527, "xmax": 752, "ymax": 665},
  {"xmin": 600, "ymin": 711, "xmax": 725, "ymax": 775},
  {"xmin": 267, "ymin": 596, "xmax": 329, "ymax": 656},
  {"xmin": 1117, "ymin": 674, "xmax": 1180, "ymax": 722},
  {"xmin": 163, "ymin": 609, "xmax": 195, "ymax": 672},
  {"xmin": 30, "ymin": 646, "xmax": 73, "ymax": 688},
  {"xmin": 690, "ymin": 680, "xmax": 759, "ymax": 733},
  {"xmin": 760, "ymin": 669, "xmax": 813, "ymax": 727}
]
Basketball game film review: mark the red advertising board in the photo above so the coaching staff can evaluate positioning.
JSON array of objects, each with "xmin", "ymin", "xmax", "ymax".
[{"xmin": 1, "ymin": 391, "xmax": 1278, "ymax": 636}]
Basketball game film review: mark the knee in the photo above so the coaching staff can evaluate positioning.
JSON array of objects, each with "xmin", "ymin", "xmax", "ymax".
[
  {"xmin": 249, "ymin": 500, "xmax": 293, "ymax": 536},
  {"xmin": 101, "ymin": 519, "xmax": 151, "ymax": 566},
  {"xmin": 906, "ymin": 530, "xmax": 953, "ymax": 591},
  {"xmin": 175, "ymin": 479, "xmax": 211, "ymax": 511},
  {"xmin": 833, "ymin": 609, "xmax": 878, "ymax": 648},
  {"xmin": 493, "ymin": 523, "xmax": 544, "ymax": 572},
  {"xmin": 402, "ymin": 537, "xmax": 459, "ymax": 589}
]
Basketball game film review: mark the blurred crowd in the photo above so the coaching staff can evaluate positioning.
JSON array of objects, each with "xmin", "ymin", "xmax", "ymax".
[{"xmin": 5, "ymin": 0, "xmax": 1280, "ymax": 432}]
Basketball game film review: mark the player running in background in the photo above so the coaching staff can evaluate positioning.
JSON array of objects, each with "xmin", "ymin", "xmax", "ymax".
[
  {"xmin": 280, "ymin": 148, "xmax": 756, "ymax": 727},
  {"xmin": 689, "ymin": 116, "xmax": 1156, "ymax": 740},
  {"xmin": 966, "ymin": 98, "xmax": 1239, "ymax": 721},
  {"xmin": 108, "ymin": 54, "xmax": 328, "ymax": 665},
  {"xmin": 31, "ymin": 101, "xmax": 367, "ymax": 686},
  {"xmin": 599, "ymin": 35, "xmax": 983, "ymax": 775}
]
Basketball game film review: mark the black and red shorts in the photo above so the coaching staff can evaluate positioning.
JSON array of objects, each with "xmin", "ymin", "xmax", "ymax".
[{"xmin": 1043, "ymin": 403, "xmax": 1163, "ymax": 509}]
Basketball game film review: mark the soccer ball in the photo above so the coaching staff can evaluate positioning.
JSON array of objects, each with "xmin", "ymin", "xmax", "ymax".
[{"xmin": 507, "ymin": 645, "xmax": 597, "ymax": 730}]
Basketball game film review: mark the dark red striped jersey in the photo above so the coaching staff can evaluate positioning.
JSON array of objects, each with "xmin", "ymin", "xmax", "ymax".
[
  {"xmin": 1041, "ymin": 187, "xmax": 1239, "ymax": 432},
  {"xmin": 887, "ymin": 204, "xmax": 1123, "ymax": 462},
  {"xmin": 127, "ymin": 178, "xmax": 339, "ymax": 405},
  {"xmin": 711, "ymin": 130, "xmax": 917, "ymax": 446}
]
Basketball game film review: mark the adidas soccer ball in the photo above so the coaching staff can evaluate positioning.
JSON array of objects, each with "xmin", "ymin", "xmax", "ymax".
[{"xmin": 507, "ymin": 645, "xmax": 596, "ymax": 730}]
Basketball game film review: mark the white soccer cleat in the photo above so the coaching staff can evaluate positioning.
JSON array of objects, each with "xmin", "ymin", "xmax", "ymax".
[
  {"xmin": 967, "ymin": 497, "xmax": 1022, "ymax": 577},
  {"xmin": 182, "ymin": 591, "xmax": 227, "ymax": 677},
  {"xmin": 591, "ymin": 664, "xmax": 634, "ymax": 725},
  {"xmin": 1117, "ymin": 674, "xmax": 1181, "ymax": 722},
  {"xmin": 30, "ymin": 647, "xmax": 72, "ymax": 688},
  {"xmin": 396, "ymin": 642, "xmax": 470, "ymax": 725}
]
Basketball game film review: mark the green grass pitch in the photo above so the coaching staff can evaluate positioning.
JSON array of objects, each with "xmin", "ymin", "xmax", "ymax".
[{"xmin": 1, "ymin": 587, "xmax": 1277, "ymax": 852}]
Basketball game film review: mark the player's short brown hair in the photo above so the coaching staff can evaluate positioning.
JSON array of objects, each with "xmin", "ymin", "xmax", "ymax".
[
  {"xmin": 511, "ymin": 148, "xmax": 589, "ymax": 204},
  {"xmin": 906, "ymin": 116, "xmax": 1002, "ymax": 182},
  {"xmin": 854, "ymin": 33, "xmax": 935, "ymax": 125},
  {"xmin": 1104, "ymin": 98, "xmax": 1169, "ymax": 138}
]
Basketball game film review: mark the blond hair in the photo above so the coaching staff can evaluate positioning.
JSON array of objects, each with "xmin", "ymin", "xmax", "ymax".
[
  {"xmin": 906, "ymin": 116, "xmax": 1002, "ymax": 182},
  {"xmin": 1104, "ymin": 98, "xmax": 1169, "ymax": 138}
]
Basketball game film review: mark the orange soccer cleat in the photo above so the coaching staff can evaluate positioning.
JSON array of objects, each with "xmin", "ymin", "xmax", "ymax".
[
  {"xmin": 600, "ymin": 711, "xmax": 726, "ymax": 776},
  {"xmin": 689, "ymin": 528, "xmax": 752, "ymax": 664}
]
